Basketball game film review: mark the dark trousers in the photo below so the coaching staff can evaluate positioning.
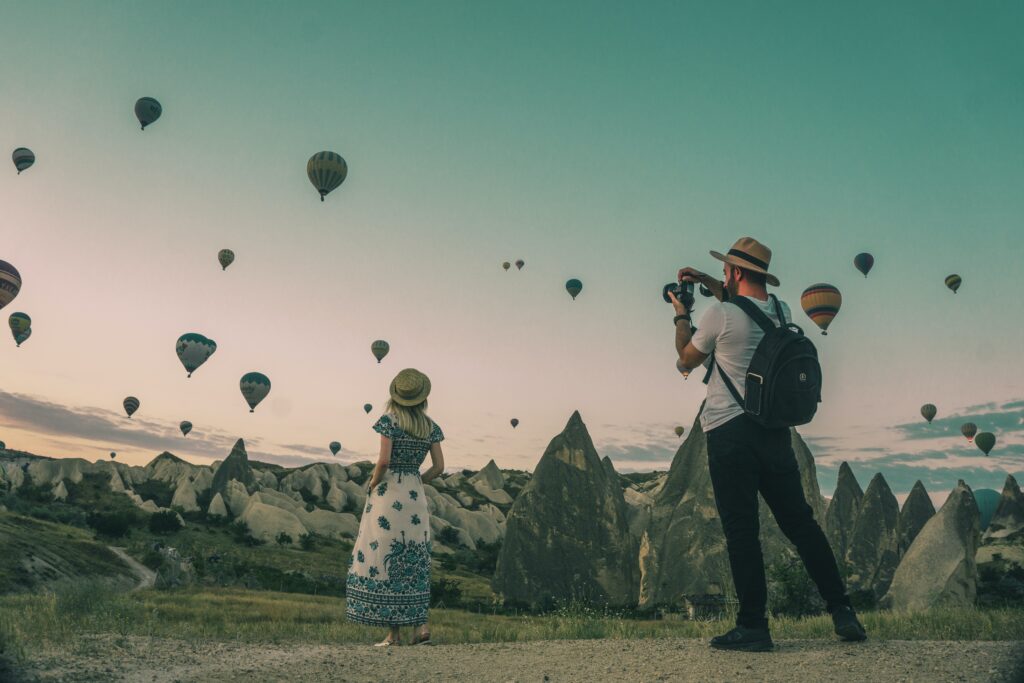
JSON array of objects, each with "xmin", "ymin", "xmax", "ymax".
[{"xmin": 706, "ymin": 413, "xmax": 851, "ymax": 629}]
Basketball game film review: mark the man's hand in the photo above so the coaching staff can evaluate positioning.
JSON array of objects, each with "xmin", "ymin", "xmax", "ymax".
[
  {"xmin": 667, "ymin": 289, "xmax": 689, "ymax": 316},
  {"xmin": 677, "ymin": 266, "xmax": 705, "ymax": 284},
  {"xmin": 678, "ymin": 266, "xmax": 726, "ymax": 302}
]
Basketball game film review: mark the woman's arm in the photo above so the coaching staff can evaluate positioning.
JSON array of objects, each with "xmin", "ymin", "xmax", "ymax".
[
  {"xmin": 420, "ymin": 442, "xmax": 445, "ymax": 484},
  {"xmin": 366, "ymin": 435, "xmax": 392, "ymax": 491}
]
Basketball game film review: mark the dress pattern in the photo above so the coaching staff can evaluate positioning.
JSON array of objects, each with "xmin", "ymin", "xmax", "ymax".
[{"xmin": 346, "ymin": 413, "xmax": 444, "ymax": 626}]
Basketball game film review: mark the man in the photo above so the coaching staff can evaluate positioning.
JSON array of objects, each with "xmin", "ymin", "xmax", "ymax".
[{"xmin": 669, "ymin": 236, "xmax": 867, "ymax": 652}]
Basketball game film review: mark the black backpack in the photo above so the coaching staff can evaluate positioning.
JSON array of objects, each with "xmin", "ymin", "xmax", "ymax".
[{"xmin": 701, "ymin": 294, "xmax": 822, "ymax": 428}]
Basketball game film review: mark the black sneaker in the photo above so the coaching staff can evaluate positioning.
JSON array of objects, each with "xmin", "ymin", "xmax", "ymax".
[
  {"xmin": 709, "ymin": 625, "xmax": 774, "ymax": 652},
  {"xmin": 831, "ymin": 605, "xmax": 867, "ymax": 641}
]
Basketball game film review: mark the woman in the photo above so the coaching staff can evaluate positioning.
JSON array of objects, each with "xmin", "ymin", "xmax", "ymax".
[{"xmin": 345, "ymin": 367, "xmax": 445, "ymax": 646}]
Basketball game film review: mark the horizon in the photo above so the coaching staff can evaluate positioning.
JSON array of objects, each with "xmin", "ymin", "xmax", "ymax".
[{"xmin": 2, "ymin": 1, "xmax": 1022, "ymax": 505}]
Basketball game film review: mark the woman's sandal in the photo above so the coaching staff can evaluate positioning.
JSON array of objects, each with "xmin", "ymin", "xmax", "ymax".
[
  {"xmin": 412, "ymin": 631, "xmax": 432, "ymax": 646},
  {"xmin": 373, "ymin": 637, "xmax": 400, "ymax": 647}
]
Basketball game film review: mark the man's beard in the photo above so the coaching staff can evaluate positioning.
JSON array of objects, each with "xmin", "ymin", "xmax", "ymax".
[{"xmin": 725, "ymin": 278, "xmax": 739, "ymax": 298}]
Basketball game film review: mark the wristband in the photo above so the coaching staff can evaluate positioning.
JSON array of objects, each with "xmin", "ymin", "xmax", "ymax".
[{"xmin": 673, "ymin": 314, "xmax": 691, "ymax": 325}]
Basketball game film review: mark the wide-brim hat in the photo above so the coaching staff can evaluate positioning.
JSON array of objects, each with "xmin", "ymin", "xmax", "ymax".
[
  {"xmin": 709, "ymin": 236, "xmax": 780, "ymax": 287},
  {"xmin": 389, "ymin": 368, "xmax": 431, "ymax": 406}
]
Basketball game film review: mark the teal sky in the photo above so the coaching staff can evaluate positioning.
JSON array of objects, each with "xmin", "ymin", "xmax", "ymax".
[{"xmin": 2, "ymin": 1, "xmax": 1022, "ymax": 505}]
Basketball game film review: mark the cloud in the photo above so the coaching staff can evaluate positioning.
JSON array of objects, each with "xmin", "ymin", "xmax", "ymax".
[{"xmin": 600, "ymin": 442, "xmax": 676, "ymax": 464}]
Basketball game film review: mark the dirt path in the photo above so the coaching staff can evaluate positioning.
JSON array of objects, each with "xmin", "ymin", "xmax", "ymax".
[
  {"xmin": 18, "ymin": 634, "xmax": 1024, "ymax": 683},
  {"xmin": 106, "ymin": 546, "xmax": 156, "ymax": 591}
]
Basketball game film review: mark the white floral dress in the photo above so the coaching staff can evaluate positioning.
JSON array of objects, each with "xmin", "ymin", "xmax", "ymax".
[{"xmin": 345, "ymin": 413, "xmax": 444, "ymax": 627}]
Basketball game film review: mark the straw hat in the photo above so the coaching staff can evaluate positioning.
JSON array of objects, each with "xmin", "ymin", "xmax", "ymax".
[
  {"xmin": 709, "ymin": 237, "xmax": 780, "ymax": 287},
  {"xmin": 389, "ymin": 368, "xmax": 431, "ymax": 406}
]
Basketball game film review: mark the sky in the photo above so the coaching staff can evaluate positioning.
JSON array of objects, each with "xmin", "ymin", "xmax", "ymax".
[{"xmin": 1, "ymin": 1, "xmax": 1022, "ymax": 508}]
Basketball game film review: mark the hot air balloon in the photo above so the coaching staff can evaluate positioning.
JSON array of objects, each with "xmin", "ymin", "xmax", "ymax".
[
  {"xmin": 920, "ymin": 403, "xmax": 937, "ymax": 423},
  {"xmin": 218, "ymin": 249, "xmax": 235, "ymax": 271},
  {"xmin": 363, "ymin": 403, "xmax": 373, "ymax": 414},
  {"xmin": 307, "ymin": 151, "xmax": 348, "ymax": 201},
  {"xmin": 975, "ymin": 432, "xmax": 995, "ymax": 456},
  {"xmin": 180, "ymin": 421, "xmax": 193, "ymax": 437},
  {"xmin": 854, "ymin": 253, "xmax": 874, "ymax": 278},
  {"xmin": 945, "ymin": 274, "xmax": 961, "ymax": 294},
  {"xmin": 961, "ymin": 422, "xmax": 977, "ymax": 443},
  {"xmin": 515, "ymin": 259, "xmax": 525, "ymax": 270},
  {"xmin": 240, "ymin": 372, "xmax": 271, "ymax": 412},
  {"xmin": 134, "ymin": 97, "xmax": 162, "ymax": 130},
  {"xmin": 123, "ymin": 396, "xmax": 140, "ymax": 418},
  {"xmin": 12, "ymin": 148, "xmax": 34, "ymax": 174},
  {"xmin": 371, "ymin": 340, "xmax": 390, "ymax": 363},
  {"xmin": 13, "ymin": 327, "xmax": 31, "ymax": 347},
  {"xmin": 502, "ymin": 261, "xmax": 511, "ymax": 271},
  {"xmin": 9, "ymin": 312, "xmax": 30, "ymax": 345},
  {"xmin": 329, "ymin": 441, "xmax": 341, "ymax": 456},
  {"xmin": 800, "ymin": 283, "xmax": 842, "ymax": 335},
  {"xmin": 511, "ymin": 418, "xmax": 519, "ymax": 428},
  {"xmin": 0, "ymin": 441, "xmax": 6, "ymax": 450},
  {"xmin": 565, "ymin": 278, "xmax": 583, "ymax": 300},
  {"xmin": 109, "ymin": 452, "xmax": 116, "ymax": 459},
  {"xmin": 176, "ymin": 333, "xmax": 217, "ymax": 377},
  {"xmin": 674, "ymin": 426, "xmax": 685, "ymax": 438},
  {"xmin": 676, "ymin": 358, "xmax": 691, "ymax": 380},
  {"xmin": 0, "ymin": 260, "xmax": 22, "ymax": 311}
]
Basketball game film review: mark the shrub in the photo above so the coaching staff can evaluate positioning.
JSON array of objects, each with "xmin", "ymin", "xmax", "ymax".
[
  {"xmin": 436, "ymin": 526, "xmax": 460, "ymax": 546},
  {"xmin": 431, "ymin": 577, "xmax": 462, "ymax": 606},
  {"xmin": 276, "ymin": 532, "xmax": 293, "ymax": 546},
  {"xmin": 229, "ymin": 520, "xmax": 264, "ymax": 546},
  {"xmin": 766, "ymin": 554, "xmax": 826, "ymax": 617},
  {"xmin": 86, "ymin": 510, "xmax": 138, "ymax": 538},
  {"xmin": 148, "ymin": 510, "xmax": 182, "ymax": 534},
  {"xmin": 299, "ymin": 533, "xmax": 316, "ymax": 551},
  {"xmin": 132, "ymin": 480, "xmax": 175, "ymax": 508}
]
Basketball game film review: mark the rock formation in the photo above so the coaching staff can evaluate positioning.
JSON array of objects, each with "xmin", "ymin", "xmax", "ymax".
[
  {"xmin": 881, "ymin": 480, "xmax": 981, "ymax": 611},
  {"xmin": 895, "ymin": 480, "xmax": 935, "ymax": 561},
  {"xmin": 844, "ymin": 472, "xmax": 900, "ymax": 600},
  {"xmin": 469, "ymin": 459, "xmax": 505, "ymax": 490},
  {"xmin": 825, "ymin": 462, "xmax": 863, "ymax": 563},
  {"xmin": 207, "ymin": 492, "xmax": 228, "ymax": 517},
  {"xmin": 638, "ymin": 415, "xmax": 828, "ymax": 610},
  {"xmin": 210, "ymin": 439, "xmax": 255, "ymax": 495},
  {"xmin": 982, "ymin": 474, "xmax": 1024, "ymax": 542},
  {"xmin": 493, "ymin": 411, "xmax": 638, "ymax": 607},
  {"xmin": 239, "ymin": 500, "xmax": 306, "ymax": 545},
  {"xmin": 170, "ymin": 479, "xmax": 200, "ymax": 512}
]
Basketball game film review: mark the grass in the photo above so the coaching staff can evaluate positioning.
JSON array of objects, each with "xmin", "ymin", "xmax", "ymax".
[{"xmin": 0, "ymin": 582, "xmax": 1021, "ymax": 662}]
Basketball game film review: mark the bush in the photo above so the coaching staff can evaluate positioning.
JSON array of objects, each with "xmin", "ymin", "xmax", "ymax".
[
  {"xmin": 299, "ymin": 533, "xmax": 316, "ymax": 551},
  {"xmin": 276, "ymin": 532, "xmax": 293, "ymax": 546},
  {"xmin": 132, "ymin": 480, "xmax": 174, "ymax": 508},
  {"xmin": 229, "ymin": 519, "xmax": 264, "ymax": 546},
  {"xmin": 86, "ymin": 510, "xmax": 138, "ymax": 538},
  {"xmin": 436, "ymin": 526, "xmax": 460, "ymax": 546},
  {"xmin": 148, "ymin": 510, "xmax": 182, "ymax": 534},
  {"xmin": 431, "ymin": 577, "xmax": 462, "ymax": 606},
  {"xmin": 766, "ymin": 554, "xmax": 826, "ymax": 617}
]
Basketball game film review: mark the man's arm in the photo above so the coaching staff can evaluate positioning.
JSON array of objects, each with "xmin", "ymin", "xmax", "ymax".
[{"xmin": 668, "ymin": 291, "xmax": 710, "ymax": 370}]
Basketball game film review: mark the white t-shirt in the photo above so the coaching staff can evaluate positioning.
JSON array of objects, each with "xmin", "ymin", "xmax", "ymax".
[{"xmin": 690, "ymin": 295, "xmax": 793, "ymax": 433}]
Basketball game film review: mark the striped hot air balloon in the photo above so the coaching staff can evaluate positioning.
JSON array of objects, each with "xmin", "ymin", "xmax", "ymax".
[
  {"xmin": 676, "ymin": 357, "xmax": 691, "ymax": 380},
  {"xmin": 109, "ymin": 451, "xmax": 116, "ymax": 459},
  {"xmin": 307, "ymin": 151, "xmax": 348, "ymax": 201},
  {"xmin": 800, "ymin": 283, "xmax": 842, "ymax": 335},
  {"xmin": 565, "ymin": 278, "xmax": 583, "ymax": 300},
  {"xmin": 123, "ymin": 396, "xmax": 140, "ymax": 418},
  {"xmin": 945, "ymin": 274, "xmax": 962, "ymax": 294},
  {"xmin": 0, "ymin": 260, "xmax": 22, "ymax": 311},
  {"xmin": 180, "ymin": 421, "xmax": 193, "ymax": 437},
  {"xmin": 363, "ymin": 403, "xmax": 373, "ymax": 414},
  {"xmin": 371, "ymin": 340, "xmax": 390, "ymax": 363},
  {"xmin": 920, "ymin": 403, "xmax": 937, "ymax": 423},
  {"xmin": 510, "ymin": 418, "xmax": 519, "ymax": 428},
  {"xmin": 12, "ymin": 148, "xmax": 34, "ymax": 174},
  {"xmin": 218, "ymin": 249, "xmax": 235, "ymax": 271},
  {"xmin": 240, "ymin": 372, "xmax": 271, "ymax": 412},
  {"xmin": 176, "ymin": 333, "xmax": 217, "ymax": 377},
  {"xmin": 515, "ymin": 259, "xmax": 525, "ymax": 270},
  {"xmin": 854, "ymin": 253, "xmax": 874, "ymax": 278},
  {"xmin": 674, "ymin": 425, "xmax": 685, "ymax": 438},
  {"xmin": 961, "ymin": 422, "xmax": 977, "ymax": 443},
  {"xmin": 329, "ymin": 441, "xmax": 342, "ymax": 456},
  {"xmin": 134, "ymin": 97, "xmax": 162, "ymax": 130}
]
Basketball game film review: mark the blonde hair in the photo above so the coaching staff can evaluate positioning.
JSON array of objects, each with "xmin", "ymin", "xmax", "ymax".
[{"xmin": 384, "ymin": 398, "xmax": 433, "ymax": 440}]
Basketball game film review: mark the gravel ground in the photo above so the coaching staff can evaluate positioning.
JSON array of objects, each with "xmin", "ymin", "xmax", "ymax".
[{"xmin": 13, "ymin": 635, "xmax": 1024, "ymax": 683}]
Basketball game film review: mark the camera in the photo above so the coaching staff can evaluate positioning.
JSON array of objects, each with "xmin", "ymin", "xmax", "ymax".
[{"xmin": 663, "ymin": 280, "xmax": 695, "ymax": 310}]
